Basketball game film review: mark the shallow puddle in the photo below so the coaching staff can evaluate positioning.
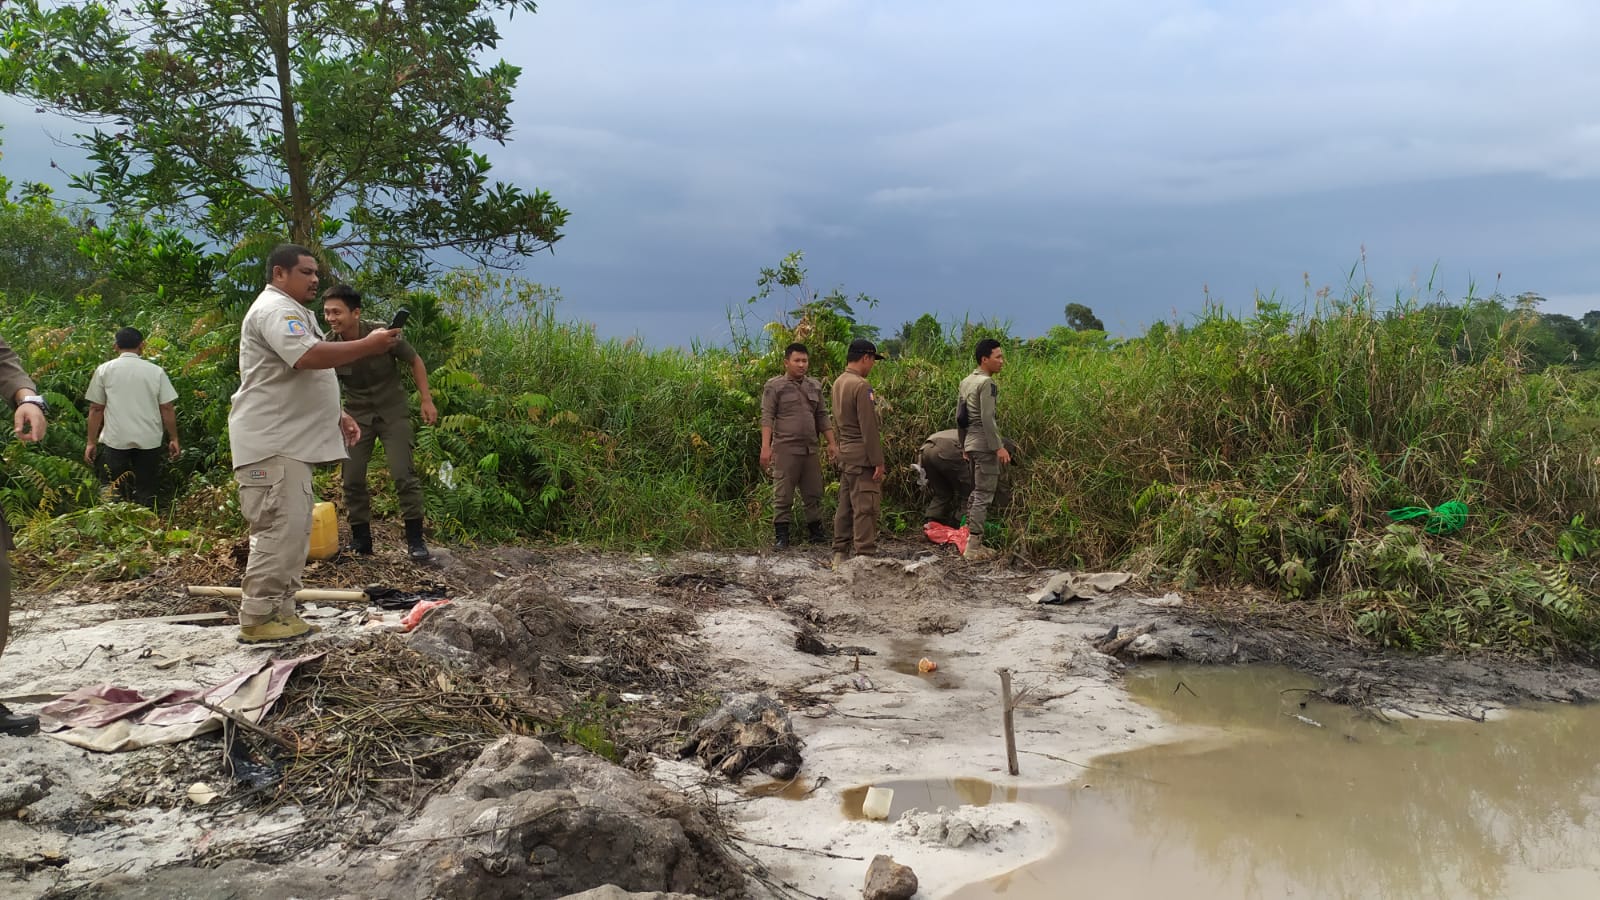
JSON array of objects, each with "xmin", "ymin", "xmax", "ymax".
[
  {"xmin": 746, "ymin": 777, "xmax": 816, "ymax": 801},
  {"xmin": 884, "ymin": 638, "xmax": 965, "ymax": 690},
  {"xmin": 916, "ymin": 664, "xmax": 1600, "ymax": 899}
]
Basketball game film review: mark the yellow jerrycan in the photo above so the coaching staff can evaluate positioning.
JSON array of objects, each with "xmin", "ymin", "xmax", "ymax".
[{"xmin": 308, "ymin": 501, "xmax": 339, "ymax": 560}]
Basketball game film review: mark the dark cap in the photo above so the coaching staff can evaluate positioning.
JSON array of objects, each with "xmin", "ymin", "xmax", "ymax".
[{"xmin": 847, "ymin": 339, "xmax": 887, "ymax": 361}]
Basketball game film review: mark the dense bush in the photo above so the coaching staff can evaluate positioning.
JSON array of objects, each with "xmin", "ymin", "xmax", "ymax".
[{"xmin": 2, "ymin": 196, "xmax": 1598, "ymax": 656}]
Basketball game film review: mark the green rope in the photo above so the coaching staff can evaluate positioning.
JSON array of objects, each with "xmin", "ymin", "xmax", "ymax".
[{"xmin": 1386, "ymin": 500, "xmax": 1469, "ymax": 534}]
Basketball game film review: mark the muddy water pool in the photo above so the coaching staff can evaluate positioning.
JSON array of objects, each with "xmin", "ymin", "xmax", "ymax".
[{"xmin": 881, "ymin": 664, "xmax": 1600, "ymax": 899}]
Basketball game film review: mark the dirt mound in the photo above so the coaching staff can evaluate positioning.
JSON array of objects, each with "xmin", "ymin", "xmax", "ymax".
[
  {"xmin": 361, "ymin": 736, "xmax": 743, "ymax": 899},
  {"xmin": 73, "ymin": 737, "xmax": 743, "ymax": 900}
]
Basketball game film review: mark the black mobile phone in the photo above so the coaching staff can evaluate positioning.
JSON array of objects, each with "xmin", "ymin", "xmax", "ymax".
[{"xmin": 387, "ymin": 308, "xmax": 410, "ymax": 329}]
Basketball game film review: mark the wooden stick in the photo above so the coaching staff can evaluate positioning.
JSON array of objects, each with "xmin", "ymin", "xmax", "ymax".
[
  {"xmin": 188, "ymin": 586, "xmax": 367, "ymax": 602},
  {"xmin": 187, "ymin": 699, "xmax": 297, "ymax": 753},
  {"xmin": 998, "ymin": 667, "xmax": 1019, "ymax": 776},
  {"xmin": 108, "ymin": 611, "xmax": 233, "ymax": 626}
]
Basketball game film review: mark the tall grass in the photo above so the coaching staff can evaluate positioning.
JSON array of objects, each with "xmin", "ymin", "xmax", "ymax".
[{"xmin": 3, "ymin": 273, "xmax": 1597, "ymax": 655}]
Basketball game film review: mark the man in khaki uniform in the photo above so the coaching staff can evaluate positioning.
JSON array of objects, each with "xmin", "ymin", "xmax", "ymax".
[
  {"xmin": 321, "ymin": 285, "xmax": 437, "ymax": 560},
  {"xmin": 760, "ymin": 342, "xmax": 839, "ymax": 549},
  {"xmin": 84, "ymin": 327, "xmax": 180, "ymax": 508},
  {"xmin": 957, "ymin": 338, "xmax": 1012, "ymax": 560},
  {"xmin": 0, "ymin": 333, "xmax": 47, "ymax": 736},
  {"xmin": 917, "ymin": 428, "xmax": 1018, "ymax": 528},
  {"xmin": 229, "ymin": 244, "xmax": 400, "ymax": 643},
  {"xmin": 830, "ymin": 339, "xmax": 887, "ymax": 566}
]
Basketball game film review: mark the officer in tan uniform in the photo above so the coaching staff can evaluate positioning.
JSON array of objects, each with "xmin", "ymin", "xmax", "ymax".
[
  {"xmin": 321, "ymin": 285, "xmax": 437, "ymax": 560},
  {"xmin": 830, "ymin": 339, "xmax": 887, "ymax": 566},
  {"xmin": 229, "ymin": 244, "xmax": 400, "ymax": 643},
  {"xmin": 957, "ymin": 338, "xmax": 1012, "ymax": 560},
  {"xmin": 916, "ymin": 428, "xmax": 1018, "ymax": 528},
  {"xmin": 759, "ymin": 342, "xmax": 839, "ymax": 549},
  {"xmin": 0, "ymin": 333, "xmax": 47, "ymax": 736}
]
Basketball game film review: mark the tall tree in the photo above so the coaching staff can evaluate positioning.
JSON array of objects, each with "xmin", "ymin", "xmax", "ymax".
[
  {"xmin": 1064, "ymin": 302, "xmax": 1105, "ymax": 332},
  {"xmin": 0, "ymin": 0, "xmax": 567, "ymax": 286}
]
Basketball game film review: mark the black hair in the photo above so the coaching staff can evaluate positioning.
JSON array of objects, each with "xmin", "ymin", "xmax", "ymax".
[
  {"xmin": 324, "ymin": 284, "xmax": 363, "ymax": 311},
  {"xmin": 114, "ymin": 327, "xmax": 143, "ymax": 350},
  {"xmin": 784, "ymin": 342, "xmax": 809, "ymax": 358},
  {"xmin": 974, "ymin": 338, "xmax": 1002, "ymax": 365},
  {"xmin": 267, "ymin": 243, "xmax": 315, "ymax": 281}
]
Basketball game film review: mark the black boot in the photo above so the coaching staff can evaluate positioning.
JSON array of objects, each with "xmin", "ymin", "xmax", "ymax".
[
  {"xmin": 0, "ymin": 703, "xmax": 39, "ymax": 737},
  {"xmin": 774, "ymin": 522, "xmax": 791, "ymax": 550},
  {"xmin": 806, "ymin": 520, "xmax": 826, "ymax": 544},
  {"xmin": 348, "ymin": 522, "xmax": 373, "ymax": 556},
  {"xmin": 404, "ymin": 518, "xmax": 431, "ymax": 561}
]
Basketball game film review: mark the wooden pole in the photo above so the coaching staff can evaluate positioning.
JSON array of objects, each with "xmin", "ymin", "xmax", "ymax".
[
  {"xmin": 998, "ymin": 667, "xmax": 1019, "ymax": 776},
  {"xmin": 188, "ymin": 586, "xmax": 367, "ymax": 602}
]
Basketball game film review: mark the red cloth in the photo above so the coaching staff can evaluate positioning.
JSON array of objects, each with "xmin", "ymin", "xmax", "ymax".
[
  {"xmin": 401, "ymin": 598, "xmax": 453, "ymax": 632},
  {"xmin": 923, "ymin": 521, "xmax": 970, "ymax": 554}
]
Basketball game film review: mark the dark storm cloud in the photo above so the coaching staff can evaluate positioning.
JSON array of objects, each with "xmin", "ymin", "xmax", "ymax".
[{"xmin": 5, "ymin": 0, "xmax": 1599, "ymax": 341}]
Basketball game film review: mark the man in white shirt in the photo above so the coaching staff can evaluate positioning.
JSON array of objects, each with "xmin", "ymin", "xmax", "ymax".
[
  {"xmin": 228, "ymin": 244, "xmax": 400, "ymax": 643},
  {"xmin": 84, "ymin": 327, "xmax": 180, "ymax": 508}
]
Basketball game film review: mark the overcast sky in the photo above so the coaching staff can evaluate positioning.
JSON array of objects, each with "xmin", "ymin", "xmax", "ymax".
[{"xmin": 4, "ymin": 0, "xmax": 1599, "ymax": 345}]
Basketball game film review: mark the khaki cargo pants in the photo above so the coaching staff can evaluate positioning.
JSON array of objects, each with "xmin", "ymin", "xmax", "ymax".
[
  {"xmin": 772, "ymin": 445, "xmax": 824, "ymax": 526},
  {"xmin": 966, "ymin": 450, "xmax": 1001, "ymax": 533},
  {"xmin": 0, "ymin": 513, "xmax": 13, "ymax": 661},
  {"xmin": 343, "ymin": 403, "xmax": 424, "ymax": 524},
  {"xmin": 235, "ymin": 456, "xmax": 315, "ymax": 626},
  {"xmin": 919, "ymin": 450, "xmax": 966, "ymax": 527},
  {"xmin": 832, "ymin": 464, "xmax": 882, "ymax": 556}
]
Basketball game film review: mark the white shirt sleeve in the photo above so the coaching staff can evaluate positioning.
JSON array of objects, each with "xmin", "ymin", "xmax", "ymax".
[
  {"xmin": 159, "ymin": 370, "xmax": 178, "ymax": 405},
  {"xmin": 85, "ymin": 365, "xmax": 107, "ymax": 405}
]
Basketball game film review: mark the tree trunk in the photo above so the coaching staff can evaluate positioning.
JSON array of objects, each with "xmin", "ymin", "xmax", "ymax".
[{"xmin": 265, "ymin": 0, "xmax": 315, "ymax": 248}]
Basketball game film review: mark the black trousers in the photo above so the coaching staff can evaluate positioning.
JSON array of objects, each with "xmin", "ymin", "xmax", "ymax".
[{"xmin": 101, "ymin": 446, "xmax": 163, "ymax": 508}]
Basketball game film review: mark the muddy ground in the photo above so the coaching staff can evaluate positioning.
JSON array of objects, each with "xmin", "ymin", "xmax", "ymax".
[{"xmin": 2, "ymin": 537, "xmax": 1597, "ymax": 899}]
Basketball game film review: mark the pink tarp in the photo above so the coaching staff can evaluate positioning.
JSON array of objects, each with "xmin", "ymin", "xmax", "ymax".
[
  {"xmin": 39, "ymin": 653, "xmax": 322, "ymax": 752},
  {"xmin": 923, "ymin": 521, "xmax": 971, "ymax": 554}
]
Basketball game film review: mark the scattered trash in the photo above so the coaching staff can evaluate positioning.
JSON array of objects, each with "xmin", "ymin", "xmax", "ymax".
[
  {"xmin": 1031, "ymin": 571, "xmax": 1134, "ymax": 604},
  {"xmin": 223, "ymin": 722, "xmax": 284, "ymax": 790},
  {"xmin": 400, "ymin": 598, "xmax": 453, "ymax": 632},
  {"xmin": 186, "ymin": 782, "xmax": 218, "ymax": 805},
  {"xmin": 679, "ymin": 692, "xmax": 804, "ymax": 781},
  {"xmin": 364, "ymin": 584, "xmax": 448, "ymax": 611},
  {"xmin": 1387, "ymin": 500, "xmax": 1469, "ymax": 534},
  {"xmin": 38, "ymin": 654, "xmax": 322, "ymax": 752},
  {"xmin": 1094, "ymin": 623, "xmax": 1154, "ymax": 657},
  {"xmin": 861, "ymin": 786, "xmax": 894, "ymax": 820},
  {"xmin": 923, "ymin": 521, "xmax": 970, "ymax": 555},
  {"xmin": 852, "ymin": 674, "xmax": 876, "ymax": 692},
  {"xmin": 1136, "ymin": 592, "xmax": 1186, "ymax": 608},
  {"xmin": 794, "ymin": 624, "xmax": 877, "ymax": 657},
  {"xmin": 917, "ymin": 658, "xmax": 938, "ymax": 673},
  {"xmin": 1288, "ymin": 713, "xmax": 1324, "ymax": 728}
]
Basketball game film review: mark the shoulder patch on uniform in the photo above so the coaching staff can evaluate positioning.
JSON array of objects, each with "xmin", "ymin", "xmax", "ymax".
[
  {"xmin": 990, "ymin": 382, "xmax": 999, "ymax": 396},
  {"xmin": 285, "ymin": 316, "xmax": 308, "ymax": 336}
]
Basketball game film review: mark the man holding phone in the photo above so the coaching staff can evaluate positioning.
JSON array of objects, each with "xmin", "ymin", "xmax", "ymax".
[{"xmin": 321, "ymin": 285, "xmax": 437, "ymax": 561}]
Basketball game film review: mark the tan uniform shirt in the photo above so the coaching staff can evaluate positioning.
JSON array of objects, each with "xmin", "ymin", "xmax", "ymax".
[
  {"xmin": 959, "ymin": 368, "xmax": 1003, "ymax": 453},
  {"xmin": 85, "ymin": 352, "xmax": 178, "ymax": 450},
  {"xmin": 228, "ymin": 285, "xmax": 346, "ymax": 467},
  {"xmin": 0, "ymin": 334, "xmax": 35, "ymax": 409},
  {"xmin": 0, "ymin": 333, "xmax": 38, "ymax": 550},
  {"xmin": 761, "ymin": 374, "xmax": 830, "ymax": 454},
  {"xmin": 328, "ymin": 319, "xmax": 418, "ymax": 418},
  {"xmin": 831, "ymin": 371, "xmax": 883, "ymax": 468}
]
